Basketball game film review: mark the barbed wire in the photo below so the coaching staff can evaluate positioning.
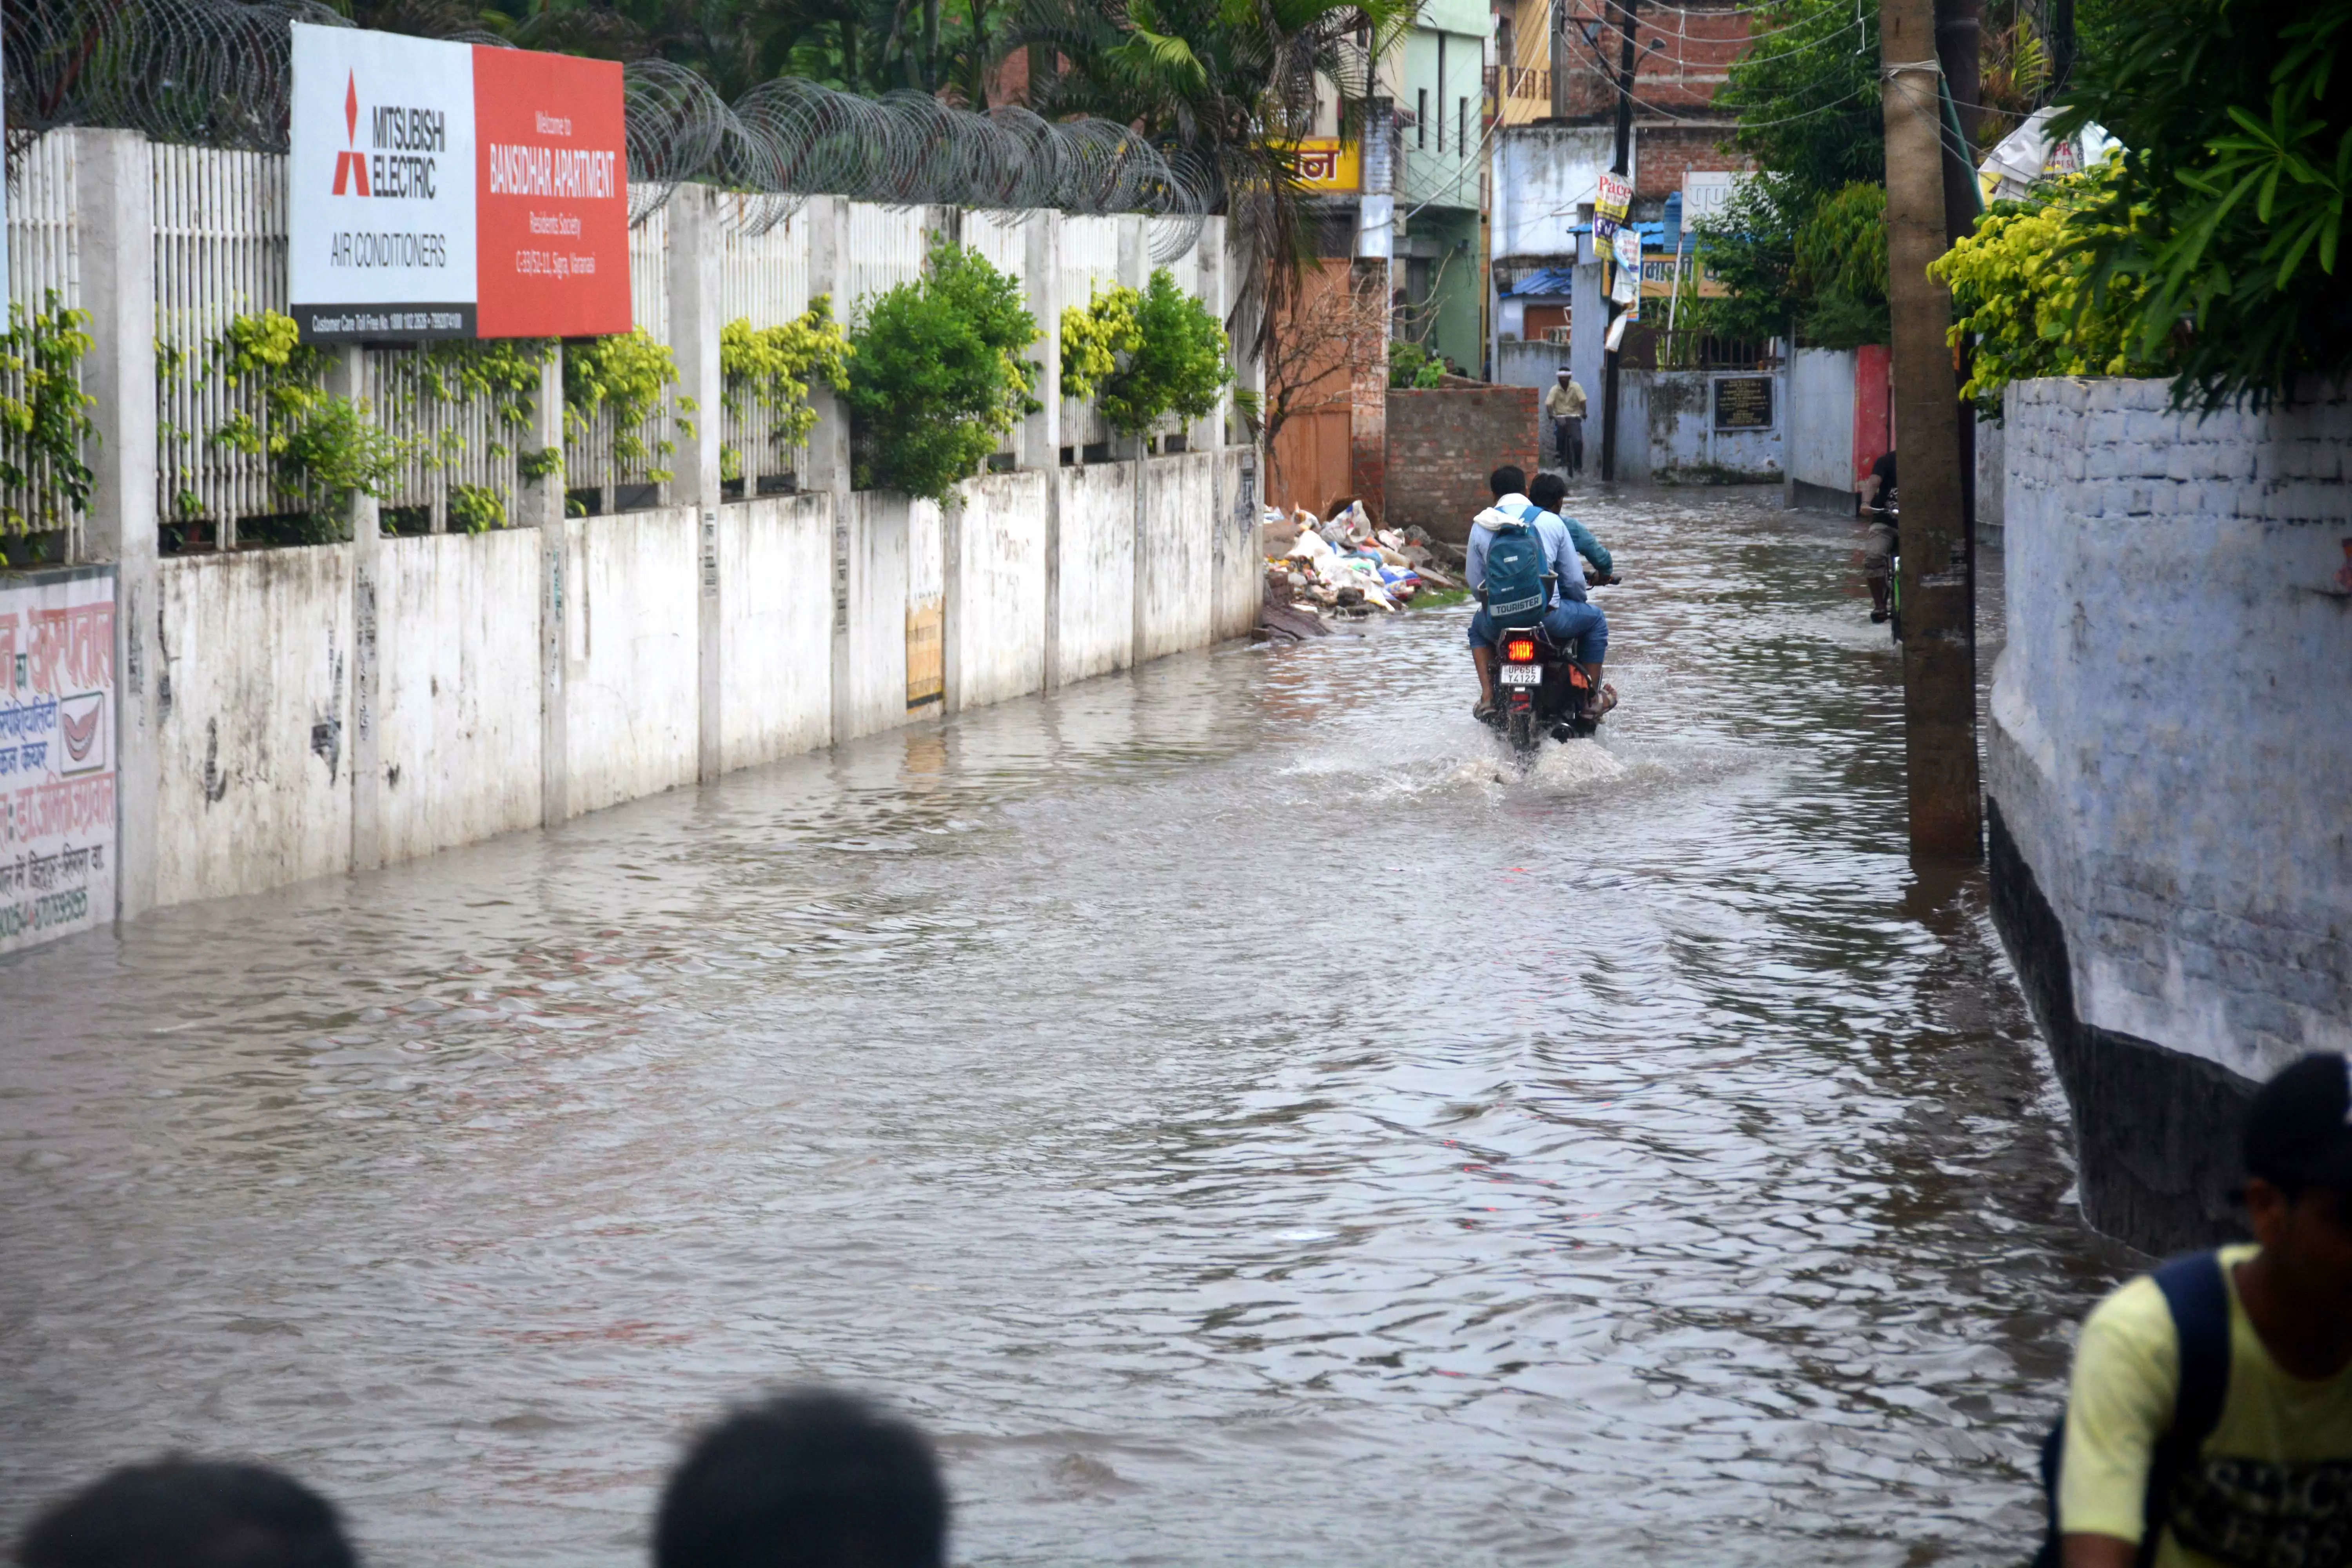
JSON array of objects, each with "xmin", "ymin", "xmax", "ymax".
[{"xmin": 4, "ymin": 0, "xmax": 1211, "ymax": 256}]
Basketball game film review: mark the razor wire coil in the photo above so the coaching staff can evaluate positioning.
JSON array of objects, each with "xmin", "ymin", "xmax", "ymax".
[{"xmin": 7, "ymin": 0, "xmax": 1210, "ymax": 249}]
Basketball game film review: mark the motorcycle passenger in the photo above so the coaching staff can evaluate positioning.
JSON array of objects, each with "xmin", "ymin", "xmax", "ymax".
[
  {"xmin": 1859, "ymin": 448, "xmax": 1897, "ymax": 623},
  {"xmin": 1525, "ymin": 472, "xmax": 1613, "ymax": 587},
  {"xmin": 1465, "ymin": 465, "xmax": 1609, "ymax": 722}
]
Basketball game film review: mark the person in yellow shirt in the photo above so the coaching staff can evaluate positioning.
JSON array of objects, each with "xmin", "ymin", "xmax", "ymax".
[
  {"xmin": 2047, "ymin": 1052, "xmax": 2352, "ymax": 1568},
  {"xmin": 1543, "ymin": 368, "xmax": 1587, "ymax": 477}
]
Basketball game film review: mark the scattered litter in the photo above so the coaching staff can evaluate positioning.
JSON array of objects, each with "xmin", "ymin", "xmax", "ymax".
[{"xmin": 1255, "ymin": 504, "xmax": 1466, "ymax": 641}]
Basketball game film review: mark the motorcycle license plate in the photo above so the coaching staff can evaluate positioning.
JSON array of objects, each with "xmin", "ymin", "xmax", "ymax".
[{"xmin": 1498, "ymin": 666, "xmax": 1542, "ymax": 686}]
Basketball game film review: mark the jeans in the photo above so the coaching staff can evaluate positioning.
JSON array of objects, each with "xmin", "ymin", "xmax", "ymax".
[
  {"xmin": 1468, "ymin": 598, "xmax": 1608, "ymax": 664},
  {"xmin": 1553, "ymin": 416, "xmax": 1585, "ymax": 474}
]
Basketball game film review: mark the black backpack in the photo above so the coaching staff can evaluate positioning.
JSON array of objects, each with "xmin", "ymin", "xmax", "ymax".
[{"xmin": 2034, "ymin": 1250, "xmax": 2232, "ymax": 1568}]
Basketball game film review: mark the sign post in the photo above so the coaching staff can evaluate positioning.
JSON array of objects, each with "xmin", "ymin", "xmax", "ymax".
[{"xmin": 290, "ymin": 23, "xmax": 630, "ymax": 343}]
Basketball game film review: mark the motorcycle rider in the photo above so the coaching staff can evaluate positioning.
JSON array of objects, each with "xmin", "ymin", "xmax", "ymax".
[
  {"xmin": 1858, "ymin": 448, "xmax": 1897, "ymax": 623},
  {"xmin": 1466, "ymin": 465, "xmax": 1609, "ymax": 722}
]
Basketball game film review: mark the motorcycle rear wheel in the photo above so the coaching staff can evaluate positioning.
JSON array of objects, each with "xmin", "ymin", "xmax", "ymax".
[{"xmin": 1505, "ymin": 708, "xmax": 1541, "ymax": 759}]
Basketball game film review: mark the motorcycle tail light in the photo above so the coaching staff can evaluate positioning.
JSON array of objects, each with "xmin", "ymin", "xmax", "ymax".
[{"xmin": 1504, "ymin": 639, "xmax": 1536, "ymax": 662}]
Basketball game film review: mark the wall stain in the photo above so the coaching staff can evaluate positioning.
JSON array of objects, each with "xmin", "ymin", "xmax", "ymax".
[{"xmin": 201, "ymin": 718, "xmax": 226, "ymax": 804}]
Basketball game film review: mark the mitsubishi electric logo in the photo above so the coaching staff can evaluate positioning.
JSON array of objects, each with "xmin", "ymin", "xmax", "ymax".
[
  {"xmin": 329, "ymin": 70, "xmax": 446, "ymax": 200},
  {"xmin": 332, "ymin": 73, "xmax": 369, "ymax": 195}
]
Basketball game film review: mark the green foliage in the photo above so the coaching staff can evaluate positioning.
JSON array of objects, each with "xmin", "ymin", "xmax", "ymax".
[
  {"xmin": 519, "ymin": 446, "xmax": 563, "ymax": 483},
  {"xmin": 1099, "ymin": 267, "xmax": 1233, "ymax": 437},
  {"xmin": 210, "ymin": 310, "xmax": 402, "ymax": 537},
  {"xmin": 842, "ymin": 241, "xmax": 1039, "ymax": 501},
  {"xmin": 1387, "ymin": 339, "xmax": 1447, "ymax": 389},
  {"xmin": 1061, "ymin": 283, "xmax": 1142, "ymax": 402},
  {"xmin": 405, "ymin": 336, "xmax": 552, "ymax": 437},
  {"xmin": 1929, "ymin": 165, "xmax": 2169, "ymax": 419},
  {"xmin": 565, "ymin": 327, "xmax": 683, "ymax": 477},
  {"xmin": 2052, "ymin": 0, "xmax": 2352, "ymax": 407},
  {"xmin": 1692, "ymin": 177, "xmax": 1803, "ymax": 343},
  {"xmin": 0, "ymin": 292, "xmax": 96, "ymax": 537},
  {"xmin": 447, "ymin": 482, "xmax": 509, "ymax": 534},
  {"xmin": 1713, "ymin": 0, "xmax": 1883, "ymax": 198},
  {"xmin": 720, "ymin": 297, "xmax": 853, "ymax": 454},
  {"xmin": 1790, "ymin": 182, "xmax": 1891, "ymax": 349}
]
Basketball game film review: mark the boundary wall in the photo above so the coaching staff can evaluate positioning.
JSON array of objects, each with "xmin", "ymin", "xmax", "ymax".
[
  {"xmin": 1989, "ymin": 376, "xmax": 2352, "ymax": 1254},
  {"xmin": 3, "ymin": 129, "xmax": 1265, "ymax": 946}
]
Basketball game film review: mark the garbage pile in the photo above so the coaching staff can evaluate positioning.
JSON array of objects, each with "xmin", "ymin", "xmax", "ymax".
[{"xmin": 1256, "ymin": 503, "xmax": 1468, "ymax": 642}]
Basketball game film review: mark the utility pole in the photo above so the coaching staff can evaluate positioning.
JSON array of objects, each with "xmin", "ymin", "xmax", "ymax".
[
  {"xmin": 1882, "ymin": 0, "xmax": 1981, "ymax": 861},
  {"xmin": 1937, "ymin": 0, "xmax": 1982, "ymax": 683},
  {"xmin": 1550, "ymin": 0, "xmax": 1569, "ymax": 119},
  {"xmin": 1599, "ymin": 0, "xmax": 1639, "ymax": 482}
]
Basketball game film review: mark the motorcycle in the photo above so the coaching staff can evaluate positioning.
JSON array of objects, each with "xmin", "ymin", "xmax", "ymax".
[
  {"xmin": 1870, "ymin": 490, "xmax": 1902, "ymax": 643},
  {"xmin": 1481, "ymin": 622, "xmax": 1603, "ymax": 759}
]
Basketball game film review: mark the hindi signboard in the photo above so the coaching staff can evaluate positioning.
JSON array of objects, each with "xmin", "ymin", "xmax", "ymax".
[
  {"xmin": 290, "ymin": 23, "xmax": 630, "ymax": 343},
  {"xmin": 1593, "ymin": 169, "xmax": 1632, "ymax": 242},
  {"xmin": 1, "ymin": 566, "xmax": 115, "ymax": 955},
  {"xmin": 1288, "ymin": 138, "xmax": 1361, "ymax": 193},
  {"xmin": 1681, "ymin": 171, "xmax": 1745, "ymax": 234}
]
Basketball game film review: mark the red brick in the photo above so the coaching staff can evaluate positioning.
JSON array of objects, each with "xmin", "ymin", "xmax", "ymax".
[{"xmin": 1383, "ymin": 388, "xmax": 1540, "ymax": 544}]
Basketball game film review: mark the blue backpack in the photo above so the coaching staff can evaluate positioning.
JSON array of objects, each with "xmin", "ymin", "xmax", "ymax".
[
  {"xmin": 2033, "ymin": 1250, "xmax": 2232, "ymax": 1568},
  {"xmin": 1483, "ymin": 516, "xmax": 1552, "ymax": 630}
]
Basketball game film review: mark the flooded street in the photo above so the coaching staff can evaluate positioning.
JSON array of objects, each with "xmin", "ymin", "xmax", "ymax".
[{"xmin": 2, "ymin": 489, "xmax": 2134, "ymax": 1566}]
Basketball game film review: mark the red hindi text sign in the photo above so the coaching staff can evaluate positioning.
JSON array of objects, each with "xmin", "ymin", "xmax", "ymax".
[{"xmin": 472, "ymin": 47, "xmax": 630, "ymax": 338}]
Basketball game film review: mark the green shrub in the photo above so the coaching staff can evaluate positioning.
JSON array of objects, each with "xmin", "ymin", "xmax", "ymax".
[
  {"xmin": 1388, "ymin": 339, "xmax": 1447, "ymax": 389},
  {"xmin": 722, "ymin": 298, "xmax": 853, "ymax": 456},
  {"xmin": 211, "ymin": 310, "xmax": 402, "ymax": 539},
  {"xmin": 1100, "ymin": 268, "xmax": 1234, "ymax": 437},
  {"xmin": 842, "ymin": 241, "xmax": 1039, "ymax": 501},
  {"xmin": 1061, "ymin": 283, "xmax": 1142, "ymax": 402},
  {"xmin": 1929, "ymin": 163, "xmax": 2167, "ymax": 419},
  {"xmin": 565, "ymin": 327, "xmax": 685, "ymax": 479},
  {"xmin": 447, "ymin": 483, "xmax": 507, "ymax": 534},
  {"xmin": 0, "ymin": 291, "xmax": 96, "ymax": 537}
]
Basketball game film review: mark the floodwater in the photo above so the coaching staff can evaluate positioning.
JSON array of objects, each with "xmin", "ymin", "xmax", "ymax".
[{"xmin": 2, "ymin": 489, "xmax": 2138, "ymax": 1566}]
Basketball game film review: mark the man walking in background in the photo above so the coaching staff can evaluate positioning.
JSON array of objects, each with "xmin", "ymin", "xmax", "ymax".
[{"xmin": 1544, "ymin": 367, "xmax": 1587, "ymax": 477}]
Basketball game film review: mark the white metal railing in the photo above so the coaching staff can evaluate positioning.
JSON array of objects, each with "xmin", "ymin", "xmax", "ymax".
[
  {"xmin": 1060, "ymin": 215, "xmax": 1123, "ymax": 454},
  {"xmin": 2, "ymin": 132, "xmax": 84, "ymax": 552},
  {"xmin": 718, "ymin": 206, "xmax": 813, "ymax": 493}
]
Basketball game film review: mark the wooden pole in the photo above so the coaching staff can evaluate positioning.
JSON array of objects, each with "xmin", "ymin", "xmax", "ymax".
[
  {"xmin": 1599, "ymin": 0, "xmax": 1639, "ymax": 482},
  {"xmin": 1881, "ymin": 0, "xmax": 1982, "ymax": 861}
]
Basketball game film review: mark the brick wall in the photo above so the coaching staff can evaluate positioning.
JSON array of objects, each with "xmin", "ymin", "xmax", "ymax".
[
  {"xmin": 1634, "ymin": 124, "xmax": 1753, "ymax": 202},
  {"xmin": 1383, "ymin": 387, "xmax": 1539, "ymax": 543}
]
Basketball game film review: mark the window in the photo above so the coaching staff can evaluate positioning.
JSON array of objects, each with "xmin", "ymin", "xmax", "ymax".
[
  {"xmin": 1417, "ymin": 87, "xmax": 1427, "ymax": 148},
  {"xmin": 1436, "ymin": 35, "xmax": 1446, "ymax": 151},
  {"xmin": 1459, "ymin": 97, "xmax": 1467, "ymax": 156}
]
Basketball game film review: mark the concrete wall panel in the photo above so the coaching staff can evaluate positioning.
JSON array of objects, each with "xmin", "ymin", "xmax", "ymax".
[
  {"xmin": 376, "ymin": 530, "xmax": 543, "ymax": 864},
  {"xmin": 1210, "ymin": 449, "xmax": 1264, "ymax": 643},
  {"xmin": 154, "ymin": 548, "xmax": 354, "ymax": 905},
  {"xmin": 720, "ymin": 495, "xmax": 834, "ymax": 770},
  {"xmin": 837, "ymin": 491, "xmax": 913, "ymax": 740},
  {"xmin": 1786, "ymin": 348, "xmax": 1856, "ymax": 496},
  {"xmin": 1053, "ymin": 463, "xmax": 1136, "ymax": 682},
  {"xmin": 562, "ymin": 509, "xmax": 700, "ymax": 815},
  {"xmin": 950, "ymin": 471, "xmax": 1049, "ymax": 711},
  {"xmin": 1136, "ymin": 453, "xmax": 1216, "ymax": 663}
]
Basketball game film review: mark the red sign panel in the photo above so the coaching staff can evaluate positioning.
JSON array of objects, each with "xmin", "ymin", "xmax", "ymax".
[{"xmin": 472, "ymin": 47, "xmax": 630, "ymax": 338}]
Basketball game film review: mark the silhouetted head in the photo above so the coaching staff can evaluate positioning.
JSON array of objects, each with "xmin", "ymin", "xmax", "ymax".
[
  {"xmin": 654, "ymin": 1390, "xmax": 946, "ymax": 1568},
  {"xmin": 2242, "ymin": 1054, "xmax": 2352, "ymax": 1308},
  {"xmin": 1526, "ymin": 473, "xmax": 1568, "ymax": 513},
  {"xmin": 16, "ymin": 1457, "xmax": 355, "ymax": 1568},
  {"xmin": 1488, "ymin": 465, "xmax": 1526, "ymax": 499}
]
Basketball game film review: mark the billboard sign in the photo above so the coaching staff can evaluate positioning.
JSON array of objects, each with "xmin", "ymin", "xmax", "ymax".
[
  {"xmin": 1, "ymin": 566, "xmax": 116, "ymax": 956},
  {"xmin": 1681, "ymin": 171, "xmax": 1746, "ymax": 234},
  {"xmin": 290, "ymin": 23, "xmax": 630, "ymax": 343}
]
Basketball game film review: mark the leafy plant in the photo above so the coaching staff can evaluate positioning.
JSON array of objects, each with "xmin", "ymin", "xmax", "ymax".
[
  {"xmin": 2052, "ymin": 0, "xmax": 2352, "ymax": 407},
  {"xmin": 842, "ymin": 241, "xmax": 1039, "ymax": 501},
  {"xmin": 0, "ymin": 292, "xmax": 96, "ymax": 537},
  {"xmin": 1789, "ymin": 182, "xmax": 1891, "ymax": 349},
  {"xmin": 720, "ymin": 297, "xmax": 853, "ymax": 456},
  {"xmin": 210, "ymin": 310, "xmax": 402, "ymax": 539},
  {"xmin": 565, "ymin": 327, "xmax": 686, "ymax": 478},
  {"xmin": 446, "ymin": 482, "xmax": 508, "ymax": 534},
  {"xmin": 1099, "ymin": 267, "xmax": 1233, "ymax": 437},
  {"xmin": 1387, "ymin": 339, "xmax": 1446, "ymax": 389},
  {"xmin": 1930, "ymin": 164, "xmax": 2169, "ymax": 419},
  {"xmin": 1061, "ymin": 283, "xmax": 1142, "ymax": 402}
]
